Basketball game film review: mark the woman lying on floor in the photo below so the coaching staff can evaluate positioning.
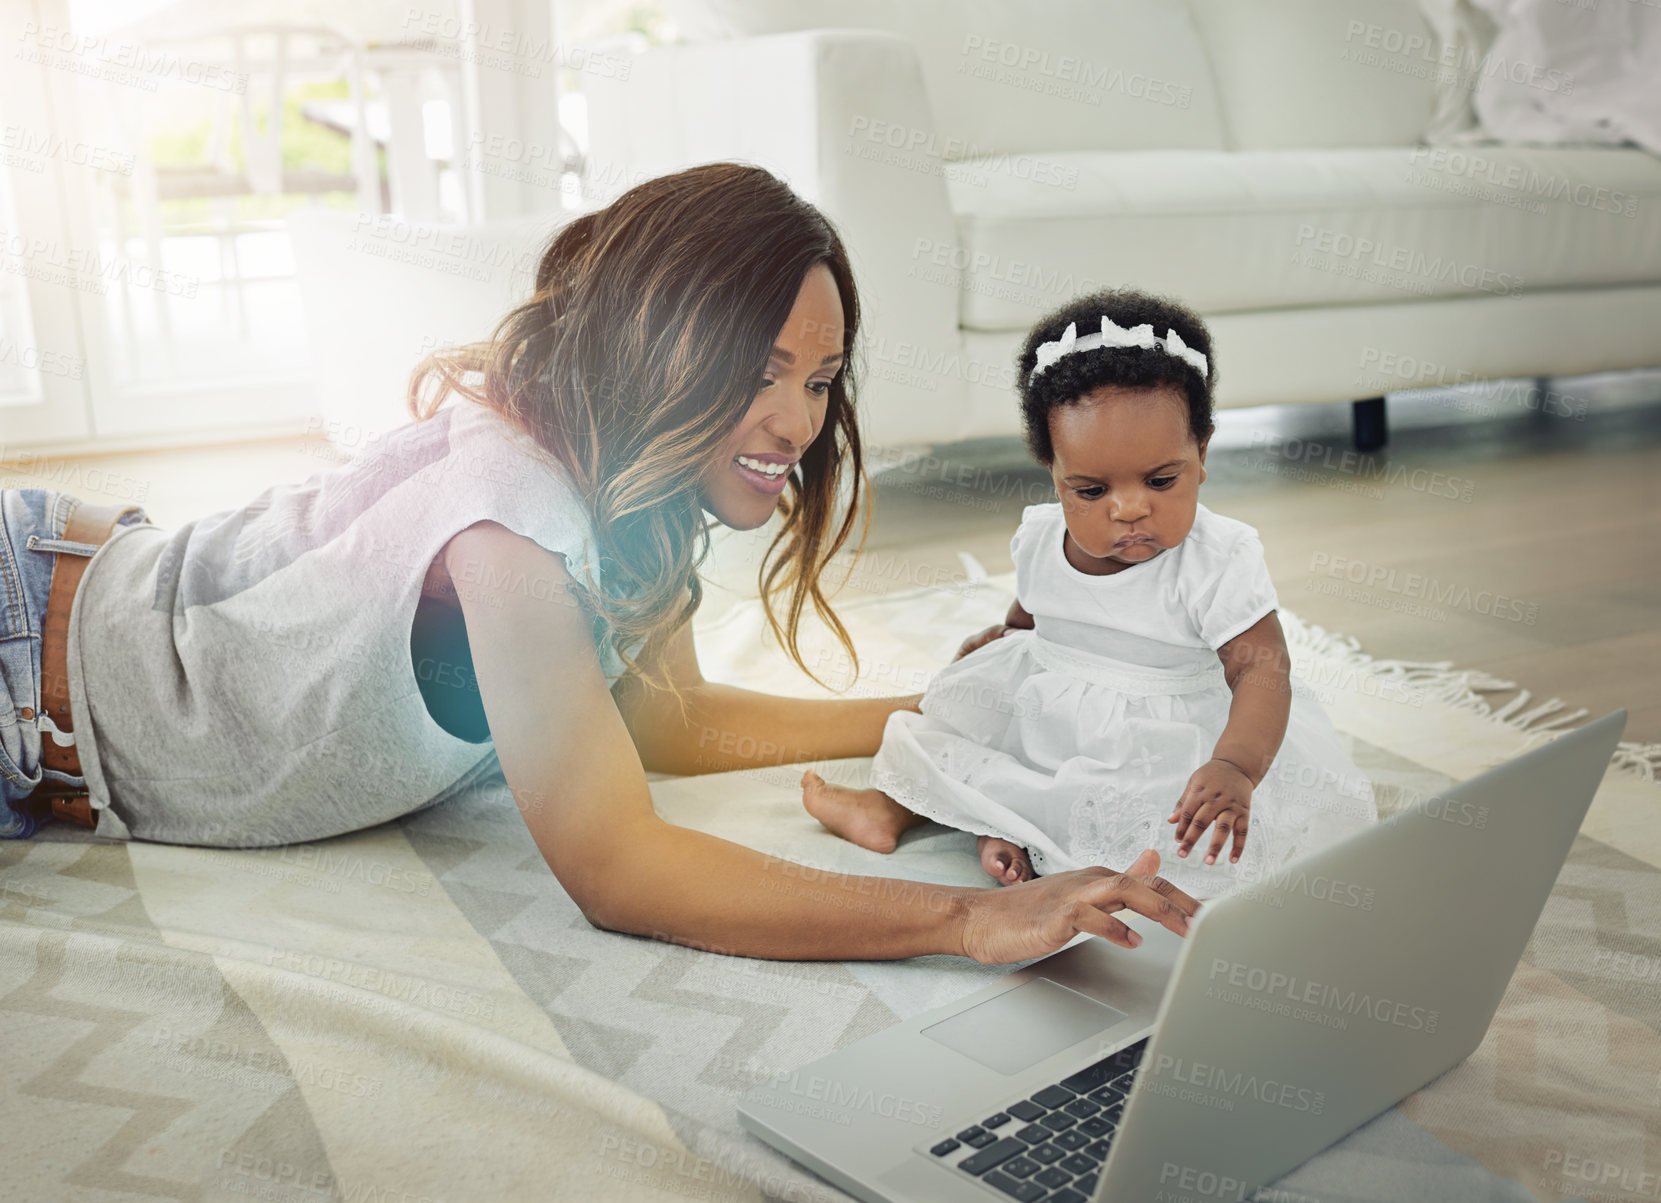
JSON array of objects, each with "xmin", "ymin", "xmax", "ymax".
[{"xmin": 0, "ymin": 162, "xmax": 1194, "ymax": 965}]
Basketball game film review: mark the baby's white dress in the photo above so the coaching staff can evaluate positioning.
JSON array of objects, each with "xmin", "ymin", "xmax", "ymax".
[{"xmin": 869, "ymin": 502, "xmax": 1377, "ymax": 898}]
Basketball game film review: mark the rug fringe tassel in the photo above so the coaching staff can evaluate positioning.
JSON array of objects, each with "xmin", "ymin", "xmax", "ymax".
[
  {"xmin": 1610, "ymin": 742, "xmax": 1661, "ymax": 785},
  {"xmin": 1280, "ymin": 611, "xmax": 1653, "ymax": 787}
]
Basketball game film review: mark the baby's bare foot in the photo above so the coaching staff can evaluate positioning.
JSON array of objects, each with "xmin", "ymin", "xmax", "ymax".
[
  {"xmin": 978, "ymin": 835, "xmax": 1034, "ymax": 886},
  {"xmin": 801, "ymin": 770, "xmax": 921, "ymax": 854}
]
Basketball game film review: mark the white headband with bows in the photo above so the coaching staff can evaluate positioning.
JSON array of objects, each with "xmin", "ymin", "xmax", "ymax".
[{"xmin": 1031, "ymin": 316, "xmax": 1209, "ymax": 380}]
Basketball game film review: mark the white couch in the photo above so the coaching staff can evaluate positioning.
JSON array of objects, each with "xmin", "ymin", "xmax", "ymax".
[{"xmin": 584, "ymin": 0, "xmax": 1661, "ymax": 449}]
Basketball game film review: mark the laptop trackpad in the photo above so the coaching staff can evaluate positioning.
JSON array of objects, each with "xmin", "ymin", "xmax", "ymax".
[{"xmin": 921, "ymin": 978, "xmax": 1129, "ymax": 1076}]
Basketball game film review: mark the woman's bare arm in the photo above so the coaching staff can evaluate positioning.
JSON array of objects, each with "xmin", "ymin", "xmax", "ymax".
[
  {"xmin": 444, "ymin": 521, "xmax": 1197, "ymax": 963},
  {"xmin": 627, "ymin": 595, "xmax": 1037, "ymax": 770},
  {"xmin": 612, "ymin": 619, "xmax": 920, "ymax": 775}
]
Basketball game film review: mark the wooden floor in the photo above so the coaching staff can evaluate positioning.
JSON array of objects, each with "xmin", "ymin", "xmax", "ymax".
[
  {"xmin": 5, "ymin": 377, "xmax": 1658, "ymax": 744},
  {"xmin": 850, "ymin": 382, "xmax": 1661, "ymax": 745}
]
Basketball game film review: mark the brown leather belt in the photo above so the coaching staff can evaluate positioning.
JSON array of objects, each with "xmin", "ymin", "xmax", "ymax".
[{"xmin": 31, "ymin": 499, "xmax": 149, "ymax": 829}]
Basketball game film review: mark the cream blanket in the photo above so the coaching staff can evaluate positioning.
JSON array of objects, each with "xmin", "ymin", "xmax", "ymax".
[{"xmin": 3, "ymin": 572, "xmax": 1657, "ymax": 1202}]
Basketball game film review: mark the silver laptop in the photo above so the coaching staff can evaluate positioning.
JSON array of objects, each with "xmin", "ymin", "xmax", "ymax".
[{"xmin": 739, "ymin": 709, "xmax": 1627, "ymax": 1203}]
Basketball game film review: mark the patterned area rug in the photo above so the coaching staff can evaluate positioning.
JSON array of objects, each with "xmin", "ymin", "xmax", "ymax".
[{"xmin": 2, "ymin": 573, "xmax": 1656, "ymax": 1203}]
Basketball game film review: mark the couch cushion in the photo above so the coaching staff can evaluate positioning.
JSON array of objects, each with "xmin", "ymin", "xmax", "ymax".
[
  {"xmin": 939, "ymin": 145, "xmax": 1661, "ymax": 330},
  {"xmin": 661, "ymin": 0, "xmax": 1227, "ymax": 156},
  {"xmin": 1188, "ymin": 0, "xmax": 1439, "ymax": 149}
]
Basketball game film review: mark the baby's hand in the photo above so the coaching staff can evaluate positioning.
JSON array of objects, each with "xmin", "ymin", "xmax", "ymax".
[{"xmin": 1168, "ymin": 759, "xmax": 1254, "ymax": 865}]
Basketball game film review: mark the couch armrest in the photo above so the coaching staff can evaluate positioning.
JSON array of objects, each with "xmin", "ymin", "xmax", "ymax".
[{"xmin": 584, "ymin": 29, "xmax": 970, "ymax": 447}]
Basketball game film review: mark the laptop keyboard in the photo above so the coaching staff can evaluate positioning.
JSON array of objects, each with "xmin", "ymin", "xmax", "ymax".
[{"xmin": 923, "ymin": 1039, "xmax": 1146, "ymax": 1202}]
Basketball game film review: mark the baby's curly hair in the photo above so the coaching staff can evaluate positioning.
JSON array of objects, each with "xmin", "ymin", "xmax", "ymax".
[{"xmin": 1016, "ymin": 288, "xmax": 1216, "ymax": 466}]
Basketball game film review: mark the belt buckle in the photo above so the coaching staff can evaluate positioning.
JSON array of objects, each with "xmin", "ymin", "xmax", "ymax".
[
  {"xmin": 49, "ymin": 793, "xmax": 96, "ymax": 828},
  {"xmin": 31, "ymin": 781, "xmax": 97, "ymax": 829}
]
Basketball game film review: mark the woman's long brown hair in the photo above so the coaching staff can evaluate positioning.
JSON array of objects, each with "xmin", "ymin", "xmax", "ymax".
[{"xmin": 407, "ymin": 162, "xmax": 868, "ymax": 693}]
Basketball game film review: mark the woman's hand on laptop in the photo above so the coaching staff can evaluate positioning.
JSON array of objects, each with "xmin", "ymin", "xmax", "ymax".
[{"xmin": 956, "ymin": 848, "xmax": 1198, "ymax": 965}]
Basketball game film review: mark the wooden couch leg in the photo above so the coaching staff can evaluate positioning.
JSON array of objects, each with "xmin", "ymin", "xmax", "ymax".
[{"xmin": 1352, "ymin": 396, "xmax": 1387, "ymax": 451}]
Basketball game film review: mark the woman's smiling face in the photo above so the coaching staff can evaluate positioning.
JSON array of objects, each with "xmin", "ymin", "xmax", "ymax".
[
  {"xmin": 1051, "ymin": 385, "xmax": 1209, "ymax": 575},
  {"xmin": 700, "ymin": 262, "xmax": 845, "ymax": 531}
]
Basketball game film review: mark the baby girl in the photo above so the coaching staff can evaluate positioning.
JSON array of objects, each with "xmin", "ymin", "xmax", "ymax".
[{"xmin": 802, "ymin": 288, "xmax": 1377, "ymax": 898}]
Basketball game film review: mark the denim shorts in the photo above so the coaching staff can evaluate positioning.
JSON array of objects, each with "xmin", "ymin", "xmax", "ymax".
[{"xmin": 0, "ymin": 488, "xmax": 150, "ymax": 838}]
